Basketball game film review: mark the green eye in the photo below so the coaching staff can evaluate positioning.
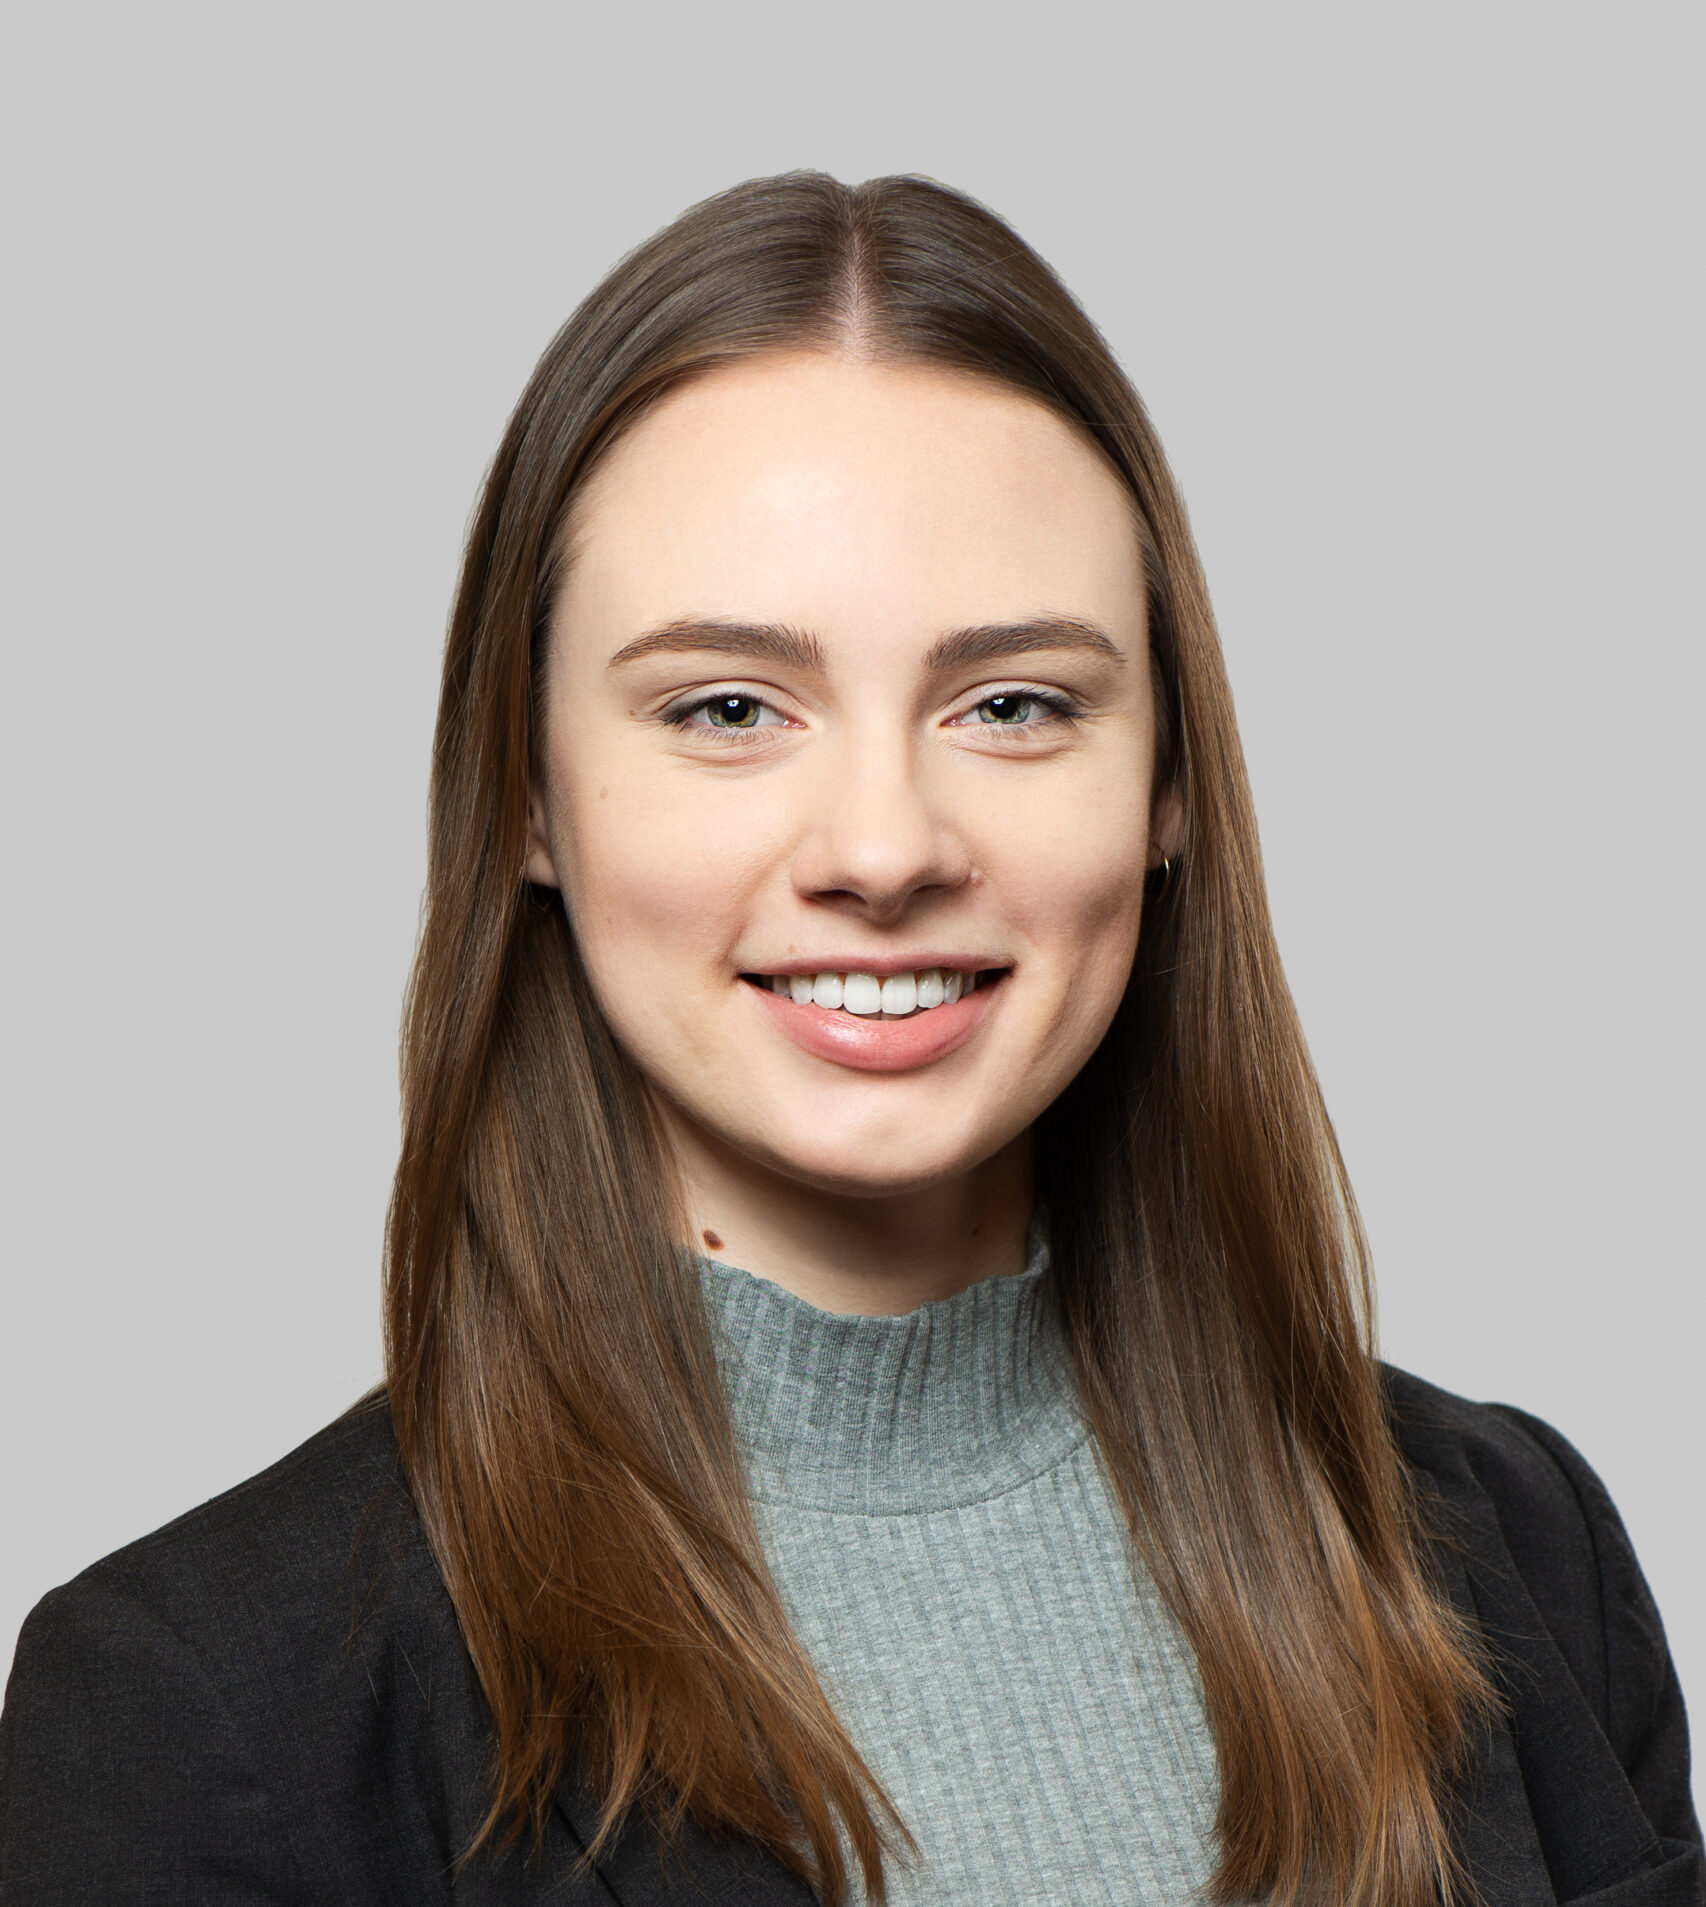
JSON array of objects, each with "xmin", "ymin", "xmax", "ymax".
[
  {"xmin": 706, "ymin": 696, "xmax": 762, "ymax": 728},
  {"xmin": 979, "ymin": 694, "xmax": 1036, "ymax": 724}
]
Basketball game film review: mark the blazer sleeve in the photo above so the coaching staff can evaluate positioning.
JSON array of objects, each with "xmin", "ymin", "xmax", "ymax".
[
  {"xmin": 1488, "ymin": 1402, "xmax": 1703, "ymax": 1864},
  {"xmin": 0, "ymin": 1574, "xmax": 309, "ymax": 1906}
]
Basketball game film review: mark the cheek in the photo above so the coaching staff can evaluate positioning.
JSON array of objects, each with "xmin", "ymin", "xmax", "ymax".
[
  {"xmin": 991, "ymin": 770, "xmax": 1152, "ymax": 953},
  {"xmin": 983, "ymin": 779, "xmax": 1152, "ymax": 1084},
  {"xmin": 550, "ymin": 758, "xmax": 766, "ymax": 985}
]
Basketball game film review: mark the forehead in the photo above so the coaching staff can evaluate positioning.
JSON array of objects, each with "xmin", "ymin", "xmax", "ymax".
[{"xmin": 556, "ymin": 351, "xmax": 1147, "ymax": 656}]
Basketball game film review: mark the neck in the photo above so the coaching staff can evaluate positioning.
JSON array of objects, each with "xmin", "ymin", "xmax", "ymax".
[{"xmin": 659, "ymin": 1114, "xmax": 1034, "ymax": 1317}]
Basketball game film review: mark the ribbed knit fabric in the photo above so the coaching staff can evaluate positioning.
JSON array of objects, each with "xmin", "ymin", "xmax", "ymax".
[{"xmin": 701, "ymin": 1234, "xmax": 1222, "ymax": 1905}]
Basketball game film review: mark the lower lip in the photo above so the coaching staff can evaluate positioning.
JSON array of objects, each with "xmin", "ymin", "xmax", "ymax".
[{"xmin": 746, "ymin": 976, "xmax": 1005, "ymax": 1073}]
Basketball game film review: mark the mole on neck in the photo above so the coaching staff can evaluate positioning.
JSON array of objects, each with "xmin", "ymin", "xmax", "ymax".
[{"xmin": 675, "ymin": 1125, "xmax": 1035, "ymax": 1318}]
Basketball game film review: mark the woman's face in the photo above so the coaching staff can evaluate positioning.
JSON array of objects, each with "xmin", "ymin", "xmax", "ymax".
[{"xmin": 529, "ymin": 351, "xmax": 1173, "ymax": 1202}]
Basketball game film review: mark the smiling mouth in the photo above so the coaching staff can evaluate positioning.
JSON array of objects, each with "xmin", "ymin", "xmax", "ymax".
[{"xmin": 742, "ymin": 967, "xmax": 1003, "ymax": 1018}]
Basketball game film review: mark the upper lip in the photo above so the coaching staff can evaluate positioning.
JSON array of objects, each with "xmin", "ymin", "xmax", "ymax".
[{"xmin": 744, "ymin": 955, "xmax": 1009, "ymax": 979}]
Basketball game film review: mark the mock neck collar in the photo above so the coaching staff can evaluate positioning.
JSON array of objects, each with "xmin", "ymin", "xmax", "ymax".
[{"xmin": 699, "ymin": 1224, "xmax": 1085, "ymax": 1515}]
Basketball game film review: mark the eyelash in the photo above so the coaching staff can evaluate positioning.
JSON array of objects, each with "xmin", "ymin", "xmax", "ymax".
[
  {"xmin": 664, "ymin": 687, "xmax": 1083, "ymax": 739},
  {"xmin": 664, "ymin": 692, "xmax": 796, "ymax": 741},
  {"xmin": 953, "ymin": 689, "xmax": 1081, "ymax": 730}
]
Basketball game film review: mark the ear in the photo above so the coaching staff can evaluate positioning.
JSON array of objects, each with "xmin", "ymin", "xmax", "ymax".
[
  {"xmin": 524, "ymin": 782, "xmax": 562, "ymax": 889},
  {"xmin": 1148, "ymin": 779, "xmax": 1185, "ymax": 869}
]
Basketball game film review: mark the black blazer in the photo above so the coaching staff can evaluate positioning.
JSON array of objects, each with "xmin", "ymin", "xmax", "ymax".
[{"xmin": 1, "ymin": 1371, "xmax": 1700, "ymax": 1905}]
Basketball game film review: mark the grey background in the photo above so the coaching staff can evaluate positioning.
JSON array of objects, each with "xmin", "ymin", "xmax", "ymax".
[{"xmin": 4, "ymin": 0, "xmax": 1701, "ymax": 1808}]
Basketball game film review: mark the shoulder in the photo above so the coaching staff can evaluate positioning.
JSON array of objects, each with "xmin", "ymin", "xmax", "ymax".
[
  {"xmin": 1382, "ymin": 1366, "xmax": 1609, "ymax": 1667},
  {"xmin": 0, "ymin": 1397, "xmax": 492, "ymax": 1904},
  {"xmin": 1382, "ymin": 1359, "xmax": 1611, "ymax": 1531},
  {"xmin": 3, "ymin": 1390, "xmax": 458, "ymax": 1725},
  {"xmin": 1382, "ymin": 1365, "xmax": 1702, "ymax": 1891},
  {"xmin": 12, "ymin": 1394, "xmax": 429, "ymax": 1717},
  {"xmin": 61, "ymin": 1390, "xmax": 401, "ymax": 1576},
  {"xmin": 1382, "ymin": 1364, "xmax": 1659, "ymax": 1715},
  {"xmin": 45, "ymin": 1392, "xmax": 412, "ymax": 1633}
]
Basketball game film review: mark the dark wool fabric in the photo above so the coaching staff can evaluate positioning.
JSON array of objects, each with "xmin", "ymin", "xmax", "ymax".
[{"xmin": 1, "ymin": 1372, "xmax": 1699, "ymax": 1905}]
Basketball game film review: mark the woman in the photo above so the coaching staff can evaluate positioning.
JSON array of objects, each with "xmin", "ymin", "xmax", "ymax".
[{"xmin": 0, "ymin": 173, "xmax": 1697, "ymax": 1907}]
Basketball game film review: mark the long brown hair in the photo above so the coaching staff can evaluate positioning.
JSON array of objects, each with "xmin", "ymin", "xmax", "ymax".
[{"xmin": 385, "ymin": 172, "xmax": 1489, "ymax": 1906}]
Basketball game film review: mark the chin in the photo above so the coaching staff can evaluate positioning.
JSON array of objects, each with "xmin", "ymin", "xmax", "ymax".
[{"xmin": 743, "ymin": 1112, "xmax": 1014, "ymax": 1202}]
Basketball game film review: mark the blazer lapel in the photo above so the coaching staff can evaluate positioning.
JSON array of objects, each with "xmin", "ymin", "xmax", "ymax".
[
  {"xmin": 1433, "ymin": 1544, "xmax": 1559, "ymax": 1906},
  {"xmin": 552, "ymin": 1772, "xmax": 817, "ymax": 1907}
]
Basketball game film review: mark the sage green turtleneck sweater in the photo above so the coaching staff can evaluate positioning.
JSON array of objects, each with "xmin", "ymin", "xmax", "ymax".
[{"xmin": 700, "ymin": 1235, "xmax": 1221, "ymax": 1905}]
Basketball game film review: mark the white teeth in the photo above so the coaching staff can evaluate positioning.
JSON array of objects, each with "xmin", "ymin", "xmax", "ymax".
[
  {"xmin": 880, "ymin": 972, "xmax": 917, "ymax": 1015},
  {"xmin": 764, "ymin": 965, "xmax": 988, "ymax": 1017},
  {"xmin": 842, "ymin": 973, "xmax": 883, "ymax": 1016}
]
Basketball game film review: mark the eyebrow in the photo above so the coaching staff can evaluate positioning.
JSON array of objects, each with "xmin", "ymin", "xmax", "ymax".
[
  {"xmin": 608, "ymin": 614, "xmax": 1123, "ymax": 674},
  {"xmin": 922, "ymin": 617, "xmax": 1125, "ymax": 671},
  {"xmin": 608, "ymin": 620, "xmax": 827, "ymax": 671}
]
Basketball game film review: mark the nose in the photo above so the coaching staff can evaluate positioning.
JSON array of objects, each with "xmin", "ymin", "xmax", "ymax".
[{"xmin": 788, "ymin": 730, "xmax": 973, "ymax": 923}]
